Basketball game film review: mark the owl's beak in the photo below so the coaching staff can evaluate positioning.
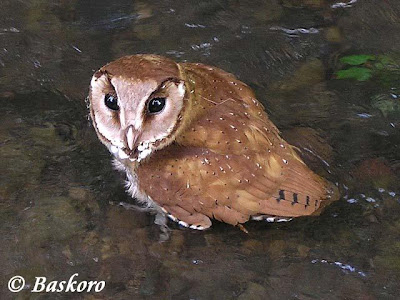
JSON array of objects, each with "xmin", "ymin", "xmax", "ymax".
[{"xmin": 124, "ymin": 126, "xmax": 140, "ymax": 153}]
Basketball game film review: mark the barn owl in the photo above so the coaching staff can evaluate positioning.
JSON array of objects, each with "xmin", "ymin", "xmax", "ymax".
[{"xmin": 88, "ymin": 54, "xmax": 339, "ymax": 233}]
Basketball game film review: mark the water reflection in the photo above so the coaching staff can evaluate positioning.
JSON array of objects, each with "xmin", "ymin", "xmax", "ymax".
[{"xmin": 0, "ymin": 0, "xmax": 399, "ymax": 299}]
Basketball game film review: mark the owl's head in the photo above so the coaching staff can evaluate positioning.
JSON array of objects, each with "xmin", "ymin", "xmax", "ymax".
[{"xmin": 89, "ymin": 55, "xmax": 188, "ymax": 163}]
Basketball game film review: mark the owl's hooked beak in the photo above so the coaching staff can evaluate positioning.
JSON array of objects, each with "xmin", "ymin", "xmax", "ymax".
[{"xmin": 124, "ymin": 126, "xmax": 141, "ymax": 155}]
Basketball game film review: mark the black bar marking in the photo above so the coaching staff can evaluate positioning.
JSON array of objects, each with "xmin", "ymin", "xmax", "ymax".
[
  {"xmin": 292, "ymin": 193, "xmax": 298, "ymax": 205},
  {"xmin": 278, "ymin": 190, "xmax": 285, "ymax": 202}
]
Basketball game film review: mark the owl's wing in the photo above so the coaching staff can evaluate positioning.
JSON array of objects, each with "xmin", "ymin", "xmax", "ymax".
[
  {"xmin": 137, "ymin": 142, "xmax": 338, "ymax": 230},
  {"xmin": 137, "ymin": 65, "xmax": 338, "ymax": 229}
]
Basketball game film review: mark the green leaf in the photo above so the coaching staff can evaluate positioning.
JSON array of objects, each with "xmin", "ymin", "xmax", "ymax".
[
  {"xmin": 335, "ymin": 67, "xmax": 373, "ymax": 81},
  {"xmin": 339, "ymin": 55, "xmax": 375, "ymax": 66}
]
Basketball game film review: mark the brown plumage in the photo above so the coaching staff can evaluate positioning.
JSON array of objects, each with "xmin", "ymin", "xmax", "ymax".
[{"xmin": 89, "ymin": 54, "xmax": 339, "ymax": 231}]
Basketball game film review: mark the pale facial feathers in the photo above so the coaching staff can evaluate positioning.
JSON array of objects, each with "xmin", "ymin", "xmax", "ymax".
[{"xmin": 89, "ymin": 57, "xmax": 187, "ymax": 163}]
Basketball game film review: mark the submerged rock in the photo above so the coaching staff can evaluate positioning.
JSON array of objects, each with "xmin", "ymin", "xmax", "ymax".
[
  {"xmin": 272, "ymin": 59, "xmax": 325, "ymax": 91},
  {"xmin": 20, "ymin": 196, "xmax": 86, "ymax": 247},
  {"xmin": 238, "ymin": 282, "xmax": 268, "ymax": 300},
  {"xmin": 371, "ymin": 93, "xmax": 400, "ymax": 118},
  {"xmin": 352, "ymin": 158, "xmax": 397, "ymax": 189}
]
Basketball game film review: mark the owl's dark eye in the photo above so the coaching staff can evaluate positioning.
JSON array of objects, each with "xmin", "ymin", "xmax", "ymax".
[
  {"xmin": 147, "ymin": 97, "xmax": 166, "ymax": 114},
  {"xmin": 104, "ymin": 93, "xmax": 119, "ymax": 111}
]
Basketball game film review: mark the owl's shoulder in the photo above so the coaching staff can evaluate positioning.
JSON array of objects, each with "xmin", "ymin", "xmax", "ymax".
[{"xmin": 174, "ymin": 68, "xmax": 279, "ymax": 155}]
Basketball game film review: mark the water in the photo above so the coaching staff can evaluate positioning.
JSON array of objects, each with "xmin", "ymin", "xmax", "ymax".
[{"xmin": 1, "ymin": 0, "xmax": 399, "ymax": 299}]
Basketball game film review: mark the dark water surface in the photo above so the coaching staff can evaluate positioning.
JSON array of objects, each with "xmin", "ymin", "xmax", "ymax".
[{"xmin": 1, "ymin": 0, "xmax": 400, "ymax": 299}]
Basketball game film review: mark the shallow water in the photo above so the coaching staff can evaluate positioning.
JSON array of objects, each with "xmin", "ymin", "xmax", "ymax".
[{"xmin": 1, "ymin": 0, "xmax": 400, "ymax": 299}]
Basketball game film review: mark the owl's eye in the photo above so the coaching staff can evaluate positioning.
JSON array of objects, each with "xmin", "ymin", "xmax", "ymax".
[
  {"xmin": 147, "ymin": 97, "xmax": 166, "ymax": 114},
  {"xmin": 104, "ymin": 93, "xmax": 119, "ymax": 111}
]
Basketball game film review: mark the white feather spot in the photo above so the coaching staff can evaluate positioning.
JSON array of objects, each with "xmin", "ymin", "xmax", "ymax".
[
  {"xmin": 178, "ymin": 220, "xmax": 189, "ymax": 227},
  {"xmin": 168, "ymin": 214, "xmax": 177, "ymax": 222},
  {"xmin": 110, "ymin": 145, "xmax": 118, "ymax": 154},
  {"xmin": 118, "ymin": 149, "xmax": 129, "ymax": 160},
  {"xmin": 277, "ymin": 218, "xmax": 292, "ymax": 222},
  {"xmin": 190, "ymin": 225, "xmax": 205, "ymax": 230},
  {"xmin": 137, "ymin": 148, "xmax": 152, "ymax": 161}
]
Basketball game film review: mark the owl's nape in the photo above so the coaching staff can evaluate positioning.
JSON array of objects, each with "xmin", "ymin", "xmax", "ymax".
[{"xmin": 88, "ymin": 54, "xmax": 340, "ymax": 234}]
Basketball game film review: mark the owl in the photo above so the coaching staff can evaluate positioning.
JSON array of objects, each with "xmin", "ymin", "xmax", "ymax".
[{"xmin": 88, "ymin": 54, "xmax": 339, "ymax": 233}]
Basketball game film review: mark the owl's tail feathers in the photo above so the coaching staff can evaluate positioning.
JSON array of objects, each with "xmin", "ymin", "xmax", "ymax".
[{"xmin": 277, "ymin": 161, "xmax": 340, "ymax": 217}]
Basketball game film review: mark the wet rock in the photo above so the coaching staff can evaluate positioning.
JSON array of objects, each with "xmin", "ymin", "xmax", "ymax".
[
  {"xmin": 55, "ymin": 123, "xmax": 77, "ymax": 142},
  {"xmin": 134, "ymin": 1, "xmax": 153, "ymax": 20},
  {"xmin": 149, "ymin": 230, "xmax": 185, "ymax": 257},
  {"xmin": 238, "ymin": 282, "xmax": 268, "ymax": 300},
  {"xmin": 83, "ymin": 295, "xmax": 104, "ymax": 300},
  {"xmin": 20, "ymin": 196, "xmax": 86, "ymax": 247},
  {"xmin": 111, "ymin": 38, "xmax": 142, "ymax": 58},
  {"xmin": 62, "ymin": 245, "xmax": 73, "ymax": 261},
  {"xmin": 281, "ymin": 0, "xmax": 326, "ymax": 9},
  {"xmin": 100, "ymin": 236, "xmax": 116, "ymax": 260},
  {"xmin": 338, "ymin": 0, "xmax": 400, "ymax": 52},
  {"xmin": 374, "ymin": 246, "xmax": 400, "ymax": 273},
  {"xmin": 25, "ymin": 2, "xmax": 62, "ymax": 33},
  {"xmin": 167, "ymin": 276, "xmax": 191, "ymax": 297},
  {"xmin": 0, "ymin": 141, "xmax": 45, "ymax": 200},
  {"xmin": 7, "ymin": 265, "xmax": 47, "ymax": 293},
  {"xmin": 83, "ymin": 231, "xmax": 100, "ymax": 247},
  {"xmin": 324, "ymin": 26, "xmax": 343, "ymax": 44},
  {"xmin": 371, "ymin": 93, "xmax": 400, "ymax": 118},
  {"xmin": 68, "ymin": 186, "xmax": 92, "ymax": 201},
  {"xmin": 29, "ymin": 124, "xmax": 61, "ymax": 147},
  {"xmin": 251, "ymin": 0, "xmax": 283, "ymax": 22},
  {"xmin": 227, "ymin": 0, "xmax": 283, "ymax": 24},
  {"xmin": 133, "ymin": 24, "xmax": 161, "ymax": 40},
  {"xmin": 69, "ymin": 186, "xmax": 100, "ymax": 215},
  {"xmin": 106, "ymin": 205, "xmax": 148, "ymax": 231},
  {"xmin": 365, "ymin": 214, "xmax": 379, "ymax": 224},
  {"xmin": 54, "ymin": 0, "xmax": 78, "ymax": 22},
  {"xmin": 266, "ymin": 240, "xmax": 287, "ymax": 259},
  {"xmin": 98, "ymin": 256, "xmax": 138, "ymax": 292},
  {"xmin": 0, "ymin": 91, "xmax": 15, "ymax": 99},
  {"xmin": 139, "ymin": 269, "xmax": 158, "ymax": 296},
  {"xmin": 351, "ymin": 158, "xmax": 397, "ymax": 189},
  {"xmin": 267, "ymin": 82, "xmax": 339, "ymax": 128},
  {"xmin": 100, "ymin": 221, "xmax": 149, "ymax": 260},
  {"xmin": 241, "ymin": 239, "xmax": 267, "ymax": 255},
  {"xmin": 271, "ymin": 59, "xmax": 325, "ymax": 91},
  {"xmin": 297, "ymin": 244, "xmax": 311, "ymax": 258}
]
